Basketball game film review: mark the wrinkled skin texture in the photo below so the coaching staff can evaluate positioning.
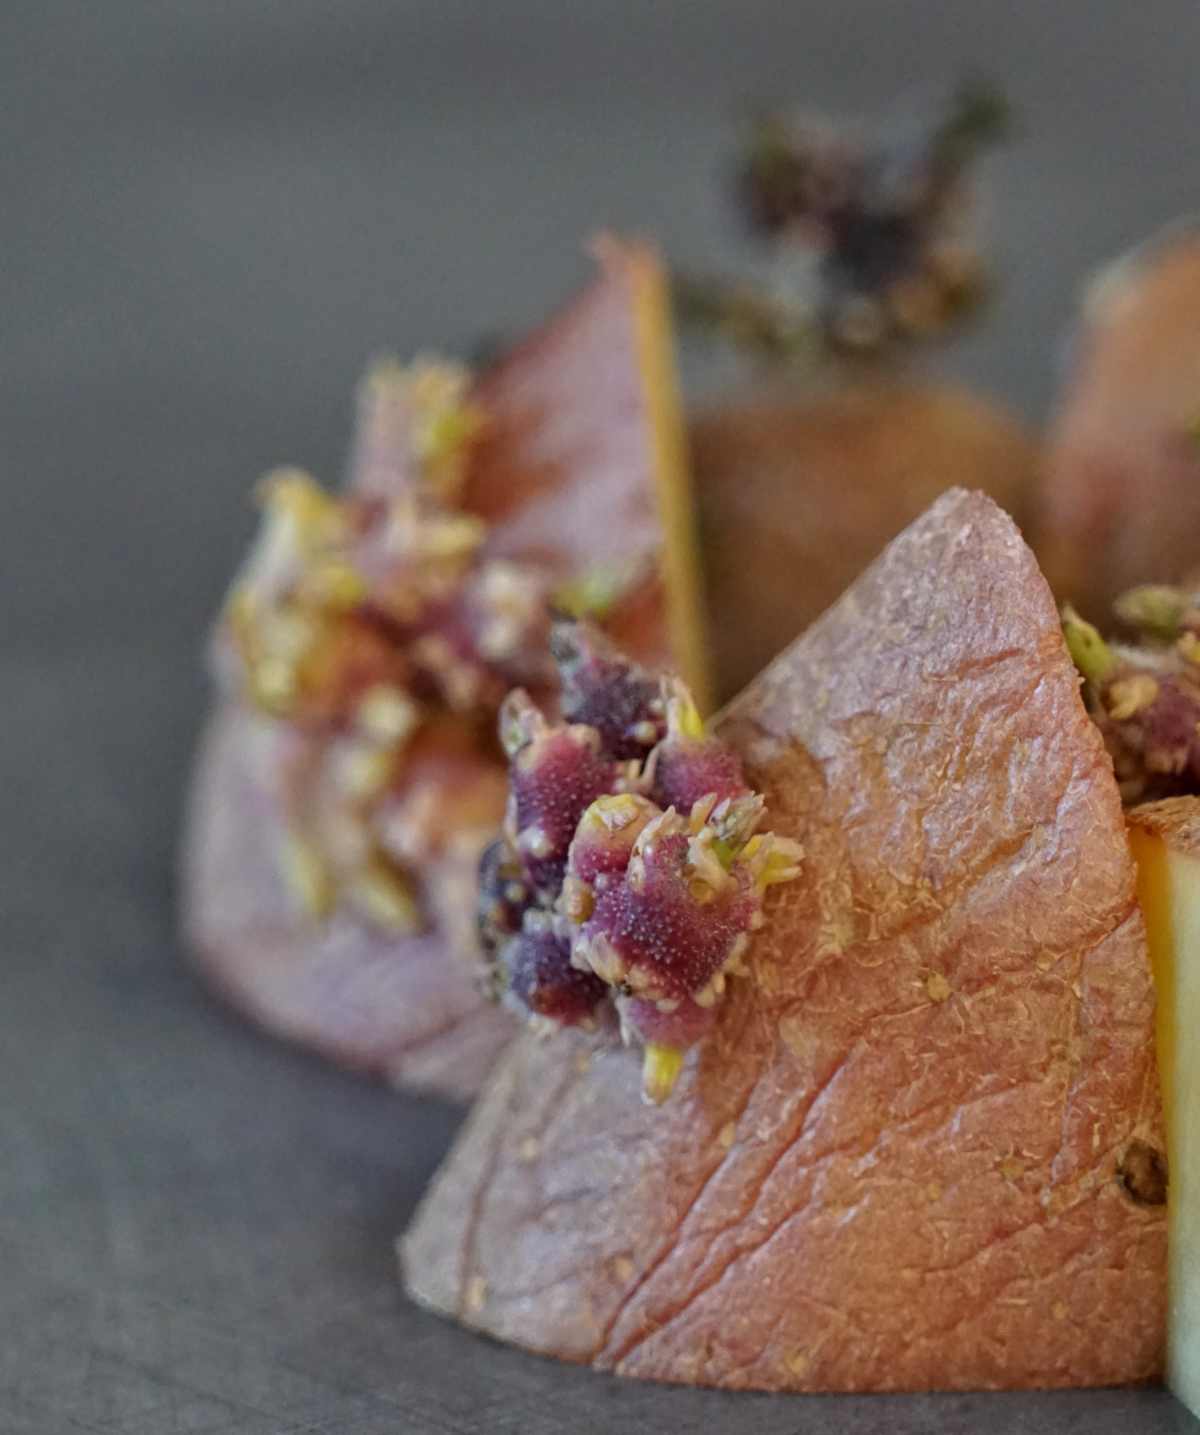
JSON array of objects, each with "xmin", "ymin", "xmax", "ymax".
[
  {"xmin": 183, "ymin": 240, "xmax": 702, "ymax": 1097},
  {"xmin": 1036, "ymin": 230, "xmax": 1200, "ymax": 619},
  {"xmin": 691, "ymin": 381, "xmax": 1036, "ymax": 698},
  {"xmin": 402, "ymin": 490, "xmax": 1166, "ymax": 1390}
]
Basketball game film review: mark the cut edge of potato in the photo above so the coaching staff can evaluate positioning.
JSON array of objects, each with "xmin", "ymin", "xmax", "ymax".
[
  {"xmin": 1128, "ymin": 802, "xmax": 1200, "ymax": 1421},
  {"xmin": 604, "ymin": 234, "xmax": 713, "ymax": 714}
]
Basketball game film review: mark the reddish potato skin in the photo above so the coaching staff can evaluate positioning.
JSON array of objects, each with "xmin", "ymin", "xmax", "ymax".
[
  {"xmin": 467, "ymin": 236, "xmax": 707, "ymax": 701},
  {"xmin": 402, "ymin": 490, "xmax": 1166, "ymax": 1391},
  {"xmin": 690, "ymin": 382, "xmax": 1037, "ymax": 700},
  {"xmin": 470, "ymin": 248, "xmax": 664, "ymax": 661},
  {"xmin": 183, "ymin": 241, "xmax": 701, "ymax": 1097},
  {"xmin": 1036, "ymin": 233, "xmax": 1200, "ymax": 619}
]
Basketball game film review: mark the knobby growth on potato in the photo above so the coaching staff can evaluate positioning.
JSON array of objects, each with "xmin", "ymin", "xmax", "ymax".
[
  {"xmin": 676, "ymin": 77, "xmax": 1008, "ymax": 359},
  {"xmin": 478, "ymin": 621, "xmax": 802, "ymax": 1104},
  {"xmin": 218, "ymin": 360, "xmax": 620, "ymax": 933},
  {"xmin": 1065, "ymin": 581, "xmax": 1200, "ymax": 803}
]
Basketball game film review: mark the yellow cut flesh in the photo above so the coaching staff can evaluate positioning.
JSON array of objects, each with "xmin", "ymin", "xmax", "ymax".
[
  {"xmin": 1130, "ymin": 827, "xmax": 1200, "ymax": 1417},
  {"xmin": 627, "ymin": 248, "xmax": 712, "ymax": 715}
]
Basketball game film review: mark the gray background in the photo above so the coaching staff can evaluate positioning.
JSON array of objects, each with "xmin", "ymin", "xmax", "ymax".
[{"xmin": 5, "ymin": 2, "xmax": 1200, "ymax": 1430}]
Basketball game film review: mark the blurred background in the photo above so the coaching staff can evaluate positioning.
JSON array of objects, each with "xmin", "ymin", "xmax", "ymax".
[
  {"xmin": 5, "ymin": 3, "xmax": 1200, "ymax": 1431},
  {"xmin": 10, "ymin": 0, "xmax": 1200, "ymax": 657}
]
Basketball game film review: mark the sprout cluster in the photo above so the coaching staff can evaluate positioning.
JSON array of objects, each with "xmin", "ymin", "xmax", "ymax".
[
  {"xmin": 677, "ymin": 78, "xmax": 1007, "ymax": 361},
  {"xmin": 222, "ymin": 360, "xmax": 551, "ymax": 931},
  {"xmin": 1064, "ymin": 582, "xmax": 1200, "ymax": 804},
  {"xmin": 479, "ymin": 622, "xmax": 802, "ymax": 1103}
]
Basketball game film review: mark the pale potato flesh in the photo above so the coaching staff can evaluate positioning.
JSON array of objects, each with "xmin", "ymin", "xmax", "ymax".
[{"xmin": 1129, "ymin": 799, "xmax": 1200, "ymax": 1419}]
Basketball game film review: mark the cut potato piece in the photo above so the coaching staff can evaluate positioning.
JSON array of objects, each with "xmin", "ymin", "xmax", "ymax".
[
  {"xmin": 467, "ymin": 235, "xmax": 708, "ymax": 706},
  {"xmin": 402, "ymin": 490, "xmax": 1166, "ymax": 1389},
  {"xmin": 182, "ymin": 239, "xmax": 704, "ymax": 1096},
  {"xmin": 1128, "ymin": 798, "xmax": 1200, "ymax": 1419}
]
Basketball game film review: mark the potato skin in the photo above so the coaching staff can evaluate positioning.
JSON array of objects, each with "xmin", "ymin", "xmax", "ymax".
[
  {"xmin": 690, "ymin": 382, "xmax": 1037, "ymax": 701},
  {"xmin": 402, "ymin": 489, "xmax": 1165, "ymax": 1391},
  {"xmin": 1036, "ymin": 232, "xmax": 1200, "ymax": 621}
]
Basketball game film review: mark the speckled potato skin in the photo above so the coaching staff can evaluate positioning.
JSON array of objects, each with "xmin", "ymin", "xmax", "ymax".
[
  {"xmin": 402, "ymin": 490, "xmax": 1166, "ymax": 1391},
  {"xmin": 1036, "ymin": 232, "xmax": 1200, "ymax": 620},
  {"xmin": 181, "ymin": 241, "xmax": 705, "ymax": 1098},
  {"xmin": 690, "ymin": 382, "xmax": 1037, "ymax": 701}
]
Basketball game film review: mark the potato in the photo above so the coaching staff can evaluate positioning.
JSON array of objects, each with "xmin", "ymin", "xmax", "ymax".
[
  {"xmin": 691, "ymin": 382, "xmax": 1037, "ymax": 699},
  {"xmin": 402, "ymin": 489, "xmax": 1166, "ymax": 1390},
  {"xmin": 181, "ymin": 240, "xmax": 705, "ymax": 1097},
  {"xmin": 466, "ymin": 236, "xmax": 708, "ymax": 707},
  {"xmin": 1128, "ymin": 797, "xmax": 1200, "ymax": 1420},
  {"xmin": 1035, "ymin": 228, "xmax": 1200, "ymax": 620}
]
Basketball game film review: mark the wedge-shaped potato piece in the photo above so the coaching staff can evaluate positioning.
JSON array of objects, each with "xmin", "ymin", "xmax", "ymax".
[
  {"xmin": 691, "ymin": 381, "xmax": 1036, "ymax": 699},
  {"xmin": 403, "ymin": 489, "xmax": 1166, "ymax": 1389},
  {"xmin": 1129, "ymin": 799, "xmax": 1200, "ymax": 1419},
  {"xmin": 182, "ymin": 240, "xmax": 705, "ymax": 1098},
  {"xmin": 467, "ymin": 237, "xmax": 707, "ymax": 704},
  {"xmin": 1036, "ymin": 229, "xmax": 1200, "ymax": 618}
]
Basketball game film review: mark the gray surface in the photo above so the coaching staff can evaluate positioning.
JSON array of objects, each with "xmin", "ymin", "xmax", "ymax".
[{"xmin": 5, "ymin": 1, "xmax": 1200, "ymax": 1430}]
